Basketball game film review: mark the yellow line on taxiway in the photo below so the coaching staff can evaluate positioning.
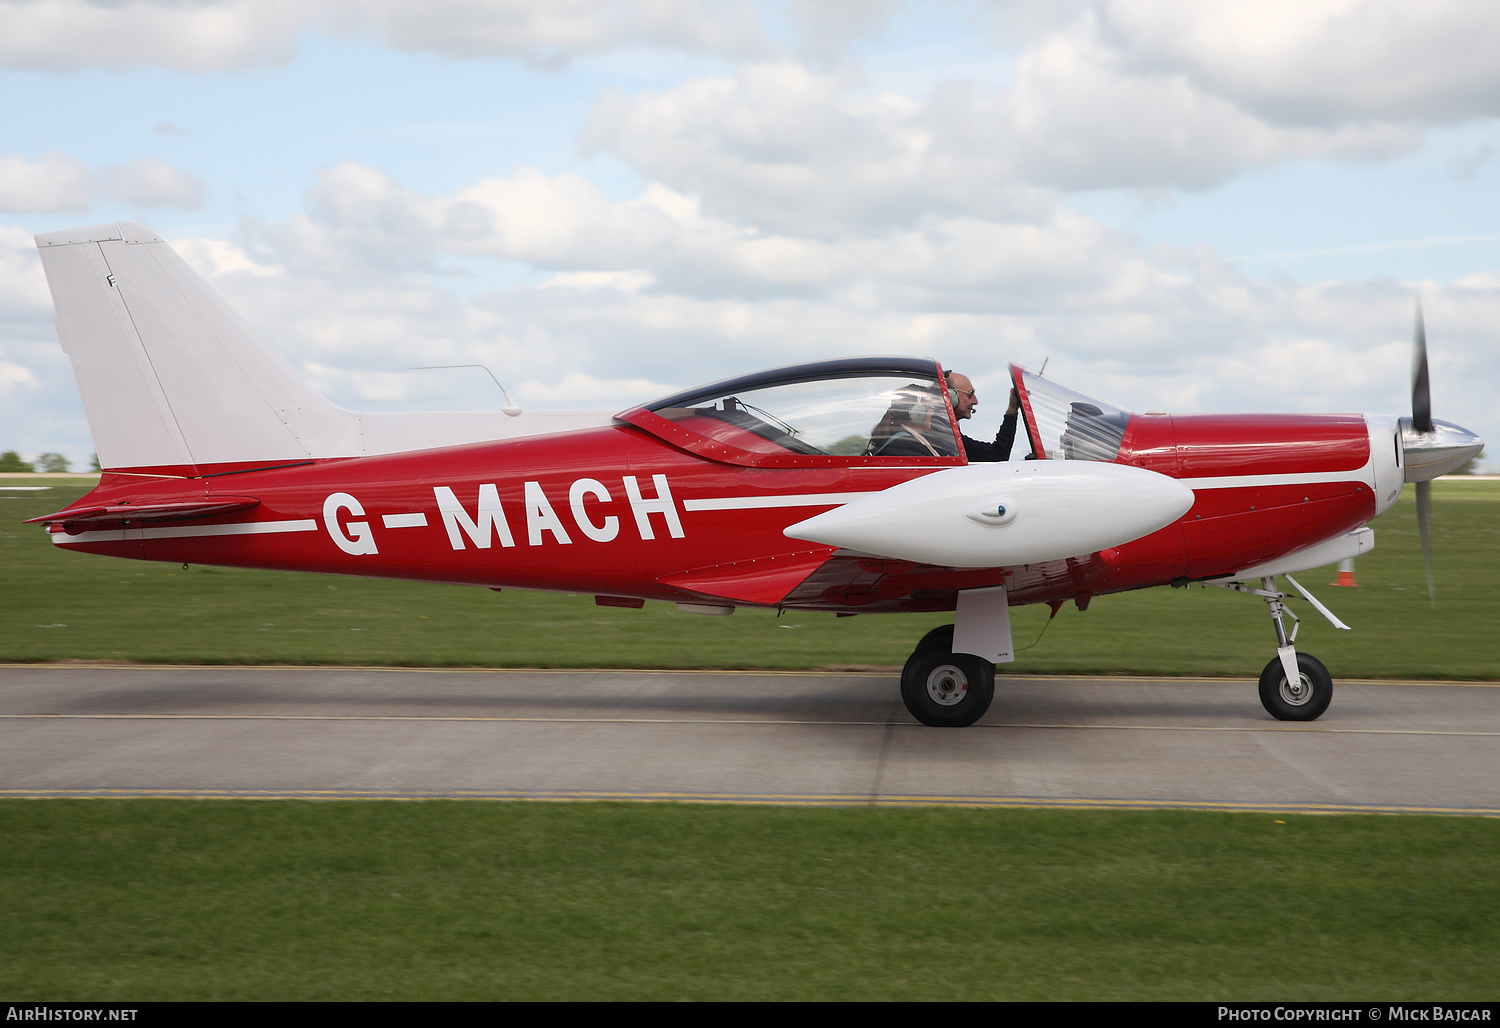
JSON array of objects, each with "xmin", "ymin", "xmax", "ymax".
[
  {"xmin": 3, "ymin": 712, "xmax": 1498, "ymax": 736},
  {"xmin": 0, "ymin": 787, "xmax": 1495, "ymax": 816}
]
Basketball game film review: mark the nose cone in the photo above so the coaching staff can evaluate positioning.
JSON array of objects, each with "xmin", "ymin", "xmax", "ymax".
[{"xmin": 1401, "ymin": 418, "xmax": 1485, "ymax": 482}]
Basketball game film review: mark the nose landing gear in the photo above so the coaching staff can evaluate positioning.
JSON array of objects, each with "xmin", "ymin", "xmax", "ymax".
[{"xmin": 1212, "ymin": 574, "xmax": 1348, "ymax": 721}]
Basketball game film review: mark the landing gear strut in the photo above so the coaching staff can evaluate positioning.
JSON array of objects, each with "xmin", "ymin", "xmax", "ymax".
[
  {"xmin": 1213, "ymin": 574, "xmax": 1346, "ymax": 721},
  {"xmin": 900, "ymin": 625, "xmax": 994, "ymax": 727}
]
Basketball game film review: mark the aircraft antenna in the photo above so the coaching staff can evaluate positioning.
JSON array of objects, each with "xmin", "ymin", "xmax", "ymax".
[
  {"xmin": 1038, "ymin": 357, "xmax": 1049, "ymax": 376},
  {"xmin": 412, "ymin": 365, "xmax": 523, "ymax": 416}
]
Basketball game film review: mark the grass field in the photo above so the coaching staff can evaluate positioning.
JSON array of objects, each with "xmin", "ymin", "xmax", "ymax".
[
  {"xmin": 2, "ymin": 801, "xmax": 1497, "ymax": 1001},
  {"xmin": 3, "ymin": 476, "xmax": 1497, "ymax": 678},
  {"xmin": 4, "ymin": 476, "xmax": 1497, "ymax": 1001}
]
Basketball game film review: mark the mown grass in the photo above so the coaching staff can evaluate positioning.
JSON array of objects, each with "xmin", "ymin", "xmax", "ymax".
[
  {"xmin": 4, "ymin": 483, "xmax": 1496, "ymax": 1001},
  {"xmin": 1, "ymin": 801, "xmax": 1496, "ymax": 1001},
  {"xmin": 4, "ymin": 477, "xmax": 1496, "ymax": 677}
]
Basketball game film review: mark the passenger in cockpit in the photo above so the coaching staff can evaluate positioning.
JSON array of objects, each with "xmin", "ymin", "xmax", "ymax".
[{"xmin": 866, "ymin": 388, "xmax": 949, "ymax": 457}]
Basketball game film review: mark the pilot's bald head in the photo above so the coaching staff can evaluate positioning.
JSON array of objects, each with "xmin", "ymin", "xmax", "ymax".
[{"xmin": 947, "ymin": 372, "xmax": 977, "ymax": 420}]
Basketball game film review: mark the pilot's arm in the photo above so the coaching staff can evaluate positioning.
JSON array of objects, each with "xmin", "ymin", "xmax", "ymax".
[{"xmin": 962, "ymin": 388, "xmax": 1021, "ymax": 462}]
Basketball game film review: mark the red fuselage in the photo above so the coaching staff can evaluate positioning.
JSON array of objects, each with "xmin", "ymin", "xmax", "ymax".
[{"xmin": 45, "ymin": 408, "xmax": 1379, "ymax": 614}]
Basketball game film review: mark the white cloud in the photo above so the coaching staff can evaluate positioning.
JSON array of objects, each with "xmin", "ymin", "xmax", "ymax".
[
  {"xmin": 237, "ymin": 160, "xmax": 1161, "ymax": 314},
  {"xmin": 0, "ymin": 360, "xmax": 38, "ymax": 393},
  {"xmin": 1, "ymin": 153, "xmax": 207, "ymax": 213},
  {"xmin": 0, "ymin": 153, "xmax": 91, "ymax": 212},
  {"xmin": 100, "ymin": 158, "xmax": 207, "ymax": 209},
  {"xmin": 586, "ymin": 55, "xmax": 1422, "ymax": 233},
  {"xmin": 366, "ymin": 0, "xmax": 769, "ymax": 65},
  {"xmin": 206, "ymin": 212, "xmax": 1499, "ymax": 450},
  {"xmin": 173, "ymin": 237, "xmax": 283, "ymax": 280},
  {"xmin": 0, "ymin": 0, "xmax": 769, "ymax": 71},
  {"xmin": 6, "ymin": 2, "xmax": 1500, "ymax": 468},
  {"xmin": 0, "ymin": 0, "xmax": 314, "ymax": 71},
  {"xmin": 780, "ymin": 0, "xmax": 903, "ymax": 57},
  {"xmin": 1100, "ymin": 0, "xmax": 1500, "ymax": 124},
  {"xmin": 0, "ymin": 223, "xmax": 51, "ymax": 318},
  {"xmin": 3, "ymin": 0, "xmax": 1499, "ymax": 142},
  {"xmin": 542, "ymin": 269, "xmax": 655, "ymax": 293},
  {"xmin": 246, "ymin": 162, "xmax": 685, "ymax": 276},
  {"xmin": 587, "ymin": 62, "xmax": 982, "ymax": 233},
  {"xmin": 181, "ymin": 163, "xmax": 1485, "ymax": 411},
  {"xmin": 1002, "ymin": 25, "xmax": 1418, "ymax": 189}
]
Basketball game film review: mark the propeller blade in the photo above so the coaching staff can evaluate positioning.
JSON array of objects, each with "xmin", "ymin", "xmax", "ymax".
[
  {"xmin": 1412, "ymin": 300, "xmax": 1432, "ymax": 433},
  {"xmin": 1415, "ymin": 479, "xmax": 1435, "ymax": 607}
]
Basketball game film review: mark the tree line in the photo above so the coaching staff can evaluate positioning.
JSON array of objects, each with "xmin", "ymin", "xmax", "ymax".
[
  {"xmin": 0, "ymin": 452, "xmax": 101, "ymax": 473},
  {"xmin": 0, "ymin": 449, "xmax": 1487, "ymax": 475}
]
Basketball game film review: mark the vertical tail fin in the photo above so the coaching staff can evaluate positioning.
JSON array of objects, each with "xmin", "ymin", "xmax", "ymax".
[
  {"xmin": 36, "ymin": 221, "xmax": 353, "ymax": 472},
  {"xmin": 38, "ymin": 221, "xmax": 617, "ymax": 471}
]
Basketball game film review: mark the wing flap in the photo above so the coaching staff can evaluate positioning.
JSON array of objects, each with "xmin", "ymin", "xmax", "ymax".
[{"xmin": 659, "ymin": 549, "xmax": 835, "ymax": 605}]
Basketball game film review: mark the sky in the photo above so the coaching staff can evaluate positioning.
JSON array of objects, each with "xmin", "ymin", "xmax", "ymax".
[{"xmin": 1, "ymin": 0, "xmax": 1497, "ymax": 471}]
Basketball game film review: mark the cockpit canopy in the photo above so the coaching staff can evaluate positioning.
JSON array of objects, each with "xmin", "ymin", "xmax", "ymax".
[
  {"xmin": 616, "ymin": 356, "xmax": 1135, "ymax": 468},
  {"xmin": 618, "ymin": 357, "xmax": 964, "ymax": 468},
  {"xmin": 1012, "ymin": 366, "xmax": 1132, "ymax": 463}
]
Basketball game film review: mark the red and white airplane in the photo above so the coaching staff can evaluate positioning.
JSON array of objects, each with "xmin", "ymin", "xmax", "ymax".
[{"xmin": 28, "ymin": 222, "xmax": 1483, "ymax": 727}]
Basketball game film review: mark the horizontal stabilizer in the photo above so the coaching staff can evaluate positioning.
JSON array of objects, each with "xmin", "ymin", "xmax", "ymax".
[{"xmin": 28, "ymin": 496, "xmax": 260, "ymax": 528}]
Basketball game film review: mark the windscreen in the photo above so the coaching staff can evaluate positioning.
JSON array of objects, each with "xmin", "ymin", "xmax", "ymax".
[
  {"xmin": 1018, "ymin": 370, "xmax": 1131, "ymax": 462},
  {"xmin": 651, "ymin": 373, "xmax": 961, "ymax": 458}
]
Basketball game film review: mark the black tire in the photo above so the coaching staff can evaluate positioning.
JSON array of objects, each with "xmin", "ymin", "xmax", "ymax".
[
  {"xmin": 900, "ymin": 650, "xmax": 995, "ymax": 727},
  {"xmin": 1258, "ymin": 653, "xmax": 1333, "ymax": 721},
  {"xmin": 911, "ymin": 623, "xmax": 955, "ymax": 658}
]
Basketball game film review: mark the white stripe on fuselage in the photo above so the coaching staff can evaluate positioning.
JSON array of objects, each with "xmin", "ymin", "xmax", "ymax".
[
  {"xmin": 51, "ymin": 518, "xmax": 318, "ymax": 544},
  {"xmin": 1178, "ymin": 469, "xmax": 1371, "ymax": 491},
  {"xmin": 682, "ymin": 492, "xmax": 876, "ymax": 511}
]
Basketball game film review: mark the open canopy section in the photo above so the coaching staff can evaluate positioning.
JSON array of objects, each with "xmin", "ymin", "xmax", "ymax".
[
  {"xmin": 619, "ymin": 358, "xmax": 966, "ymax": 467},
  {"xmin": 1012, "ymin": 365, "xmax": 1133, "ymax": 463}
]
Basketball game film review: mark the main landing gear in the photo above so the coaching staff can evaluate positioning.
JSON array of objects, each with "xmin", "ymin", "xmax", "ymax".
[
  {"xmin": 900, "ymin": 573, "xmax": 1347, "ymax": 726},
  {"xmin": 900, "ymin": 624, "xmax": 995, "ymax": 728},
  {"xmin": 1213, "ymin": 574, "xmax": 1346, "ymax": 721}
]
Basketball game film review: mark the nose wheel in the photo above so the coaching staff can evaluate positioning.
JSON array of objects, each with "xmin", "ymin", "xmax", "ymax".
[
  {"xmin": 1258, "ymin": 652, "xmax": 1333, "ymax": 721},
  {"xmin": 1213, "ymin": 574, "xmax": 1345, "ymax": 721}
]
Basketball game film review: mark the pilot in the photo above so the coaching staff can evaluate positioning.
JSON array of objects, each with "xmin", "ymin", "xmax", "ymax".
[
  {"xmin": 866, "ymin": 388, "xmax": 949, "ymax": 457},
  {"xmin": 945, "ymin": 371, "xmax": 1020, "ymax": 462}
]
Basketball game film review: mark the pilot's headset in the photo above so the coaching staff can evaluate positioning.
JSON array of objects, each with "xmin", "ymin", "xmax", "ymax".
[
  {"xmin": 896, "ymin": 388, "xmax": 937, "ymax": 424},
  {"xmin": 940, "ymin": 371, "xmax": 963, "ymax": 412}
]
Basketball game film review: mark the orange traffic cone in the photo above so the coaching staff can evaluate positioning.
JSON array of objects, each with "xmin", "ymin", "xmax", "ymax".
[{"xmin": 1331, "ymin": 557, "xmax": 1358, "ymax": 587}]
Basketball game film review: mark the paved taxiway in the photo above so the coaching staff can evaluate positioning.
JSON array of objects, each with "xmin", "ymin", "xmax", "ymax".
[{"xmin": 1, "ymin": 665, "xmax": 1496, "ymax": 814}]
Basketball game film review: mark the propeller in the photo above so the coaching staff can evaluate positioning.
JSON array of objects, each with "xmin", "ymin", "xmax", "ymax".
[
  {"xmin": 1414, "ymin": 476, "xmax": 1434, "ymax": 606},
  {"xmin": 1399, "ymin": 300, "xmax": 1484, "ymax": 606},
  {"xmin": 1412, "ymin": 302, "xmax": 1431, "ymax": 434},
  {"xmin": 1413, "ymin": 302, "xmax": 1434, "ymax": 605}
]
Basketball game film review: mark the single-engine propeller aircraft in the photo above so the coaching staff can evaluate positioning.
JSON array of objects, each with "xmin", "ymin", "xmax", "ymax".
[{"xmin": 28, "ymin": 222, "xmax": 1484, "ymax": 726}]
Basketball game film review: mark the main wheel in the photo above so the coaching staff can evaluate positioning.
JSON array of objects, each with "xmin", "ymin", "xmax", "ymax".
[
  {"xmin": 901, "ymin": 650, "xmax": 995, "ymax": 727},
  {"xmin": 1258, "ymin": 653, "xmax": 1332, "ymax": 721}
]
